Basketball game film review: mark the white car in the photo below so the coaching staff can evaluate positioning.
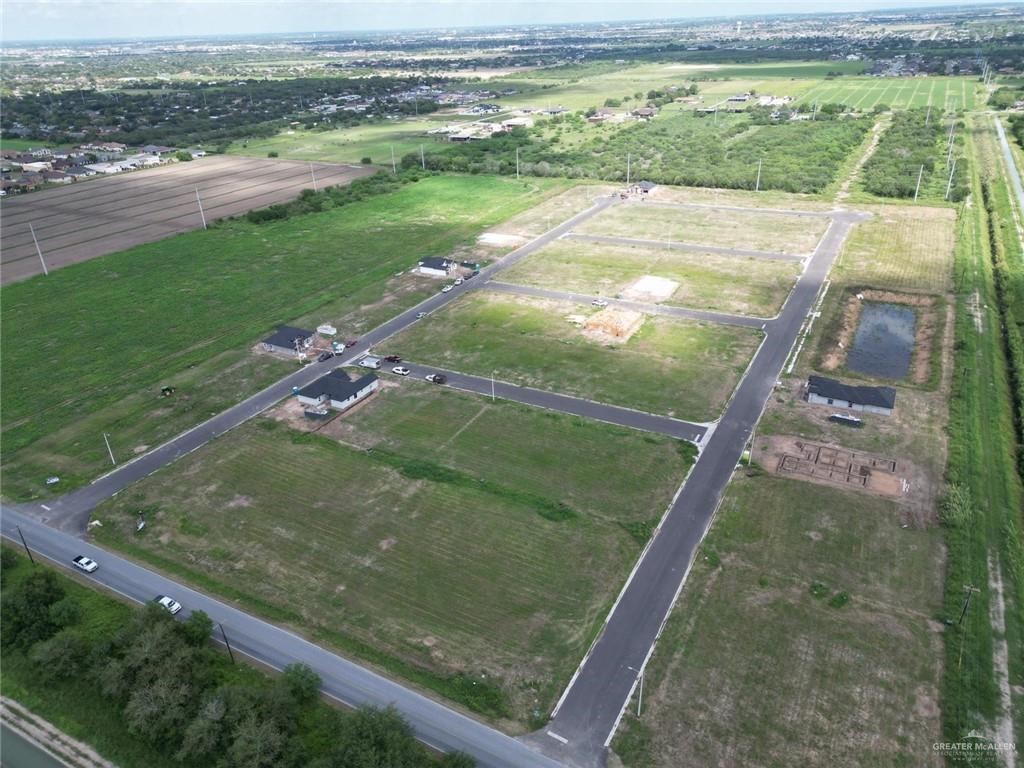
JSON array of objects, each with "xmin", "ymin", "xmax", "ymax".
[
  {"xmin": 454, "ymin": 277, "xmax": 464, "ymax": 285},
  {"xmin": 72, "ymin": 555, "xmax": 98, "ymax": 573},
  {"xmin": 441, "ymin": 285, "xmax": 453, "ymax": 293},
  {"xmin": 415, "ymin": 312, "xmax": 427, "ymax": 319},
  {"xmin": 591, "ymin": 299, "xmax": 609, "ymax": 308},
  {"xmin": 155, "ymin": 595, "xmax": 182, "ymax": 615},
  {"xmin": 392, "ymin": 366, "xmax": 410, "ymax": 376}
]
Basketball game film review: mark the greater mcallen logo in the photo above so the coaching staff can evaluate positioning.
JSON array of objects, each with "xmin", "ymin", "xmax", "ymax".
[{"xmin": 933, "ymin": 730, "xmax": 1017, "ymax": 761}]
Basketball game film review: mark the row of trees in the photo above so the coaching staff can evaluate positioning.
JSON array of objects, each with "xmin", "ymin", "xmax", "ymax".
[
  {"xmin": 407, "ymin": 111, "xmax": 870, "ymax": 194},
  {"xmin": 1, "ymin": 549, "xmax": 473, "ymax": 768}
]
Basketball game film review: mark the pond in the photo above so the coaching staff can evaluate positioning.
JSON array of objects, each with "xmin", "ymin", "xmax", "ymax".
[
  {"xmin": 0, "ymin": 722, "xmax": 71, "ymax": 768},
  {"xmin": 846, "ymin": 301, "xmax": 916, "ymax": 380}
]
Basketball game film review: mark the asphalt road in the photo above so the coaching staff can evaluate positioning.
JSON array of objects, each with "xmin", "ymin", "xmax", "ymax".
[
  {"xmin": 386, "ymin": 363, "xmax": 709, "ymax": 443},
  {"xmin": 533, "ymin": 210, "xmax": 868, "ymax": 768},
  {"xmin": 0, "ymin": 507, "xmax": 564, "ymax": 768},
  {"xmin": 993, "ymin": 113, "xmax": 1024, "ymax": 218},
  {"xmin": 487, "ymin": 281, "xmax": 769, "ymax": 327},
  {"xmin": 564, "ymin": 233, "xmax": 806, "ymax": 262}
]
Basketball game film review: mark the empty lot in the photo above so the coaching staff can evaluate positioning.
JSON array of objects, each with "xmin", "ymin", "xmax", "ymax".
[{"xmin": 0, "ymin": 155, "xmax": 373, "ymax": 283}]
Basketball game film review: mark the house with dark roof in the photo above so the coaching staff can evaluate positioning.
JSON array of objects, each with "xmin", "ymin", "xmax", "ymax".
[
  {"xmin": 806, "ymin": 375, "xmax": 896, "ymax": 416},
  {"xmin": 416, "ymin": 257, "xmax": 454, "ymax": 278},
  {"xmin": 262, "ymin": 325, "xmax": 314, "ymax": 356},
  {"xmin": 296, "ymin": 368, "xmax": 379, "ymax": 412}
]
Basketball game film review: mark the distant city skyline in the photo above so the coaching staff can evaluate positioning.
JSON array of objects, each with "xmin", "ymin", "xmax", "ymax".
[{"xmin": 1, "ymin": 0, "xmax": 1012, "ymax": 43}]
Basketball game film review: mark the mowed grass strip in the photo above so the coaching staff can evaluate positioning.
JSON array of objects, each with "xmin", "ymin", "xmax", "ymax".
[
  {"xmin": 93, "ymin": 394, "xmax": 692, "ymax": 723},
  {"xmin": 501, "ymin": 238, "xmax": 800, "ymax": 317},
  {"xmin": 613, "ymin": 474, "xmax": 944, "ymax": 768},
  {"xmin": 1, "ymin": 175, "xmax": 566, "ymax": 498},
  {"xmin": 575, "ymin": 201, "xmax": 829, "ymax": 255},
  {"xmin": 383, "ymin": 292, "xmax": 762, "ymax": 422}
]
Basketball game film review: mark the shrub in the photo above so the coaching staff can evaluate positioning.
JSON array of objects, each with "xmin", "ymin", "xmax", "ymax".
[{"xmin": 267, "ymin": 151, "xmax": 279, "ymax": 158}]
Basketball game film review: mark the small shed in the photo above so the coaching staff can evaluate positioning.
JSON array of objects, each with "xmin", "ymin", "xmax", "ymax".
[
  {"xmin": 262, "ymin": 325, "xmax": 314, "ymax": 356},
  {"xmin": 296, "ymin": 369, "xmax": 379, "ymax": 412},
  {"xmin": 806, "ymin": 375, "xmax": 896, "ymax": 416}
]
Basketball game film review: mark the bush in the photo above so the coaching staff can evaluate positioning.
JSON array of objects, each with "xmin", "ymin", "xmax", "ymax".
[
  {"xmin": 360, "ymin": 156, "xmax": 372, "ymax": 164},
  {"xmin": 30, "ymin": 629, "xmax": 89, "ymax": 680},
  {"xmin": 267, "ymin": 151, "xmax": 279, "ymax": 158},
  {"xmin": 2, "ymin": 570, "xmax": 65, "ymax": 648}
]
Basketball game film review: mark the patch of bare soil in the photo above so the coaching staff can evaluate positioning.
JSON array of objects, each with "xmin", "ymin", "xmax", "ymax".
[
  {"xmin": 263, "ymin": 398, "xmax": 332, "ymax": 433},
  {"xmin": 621, "ymin": 275, "xmax": 680, "ymax": 303},
  {"xmin": 760, "ymin": 435, "xmax": 910, "ymax": 499},
  {"xmin": 822, "ymin": 289, "xmax": 938, "ymax": 385},
  {"xmin": 583, "ymin": 308, "xmax": 644, "ymax": 344}
]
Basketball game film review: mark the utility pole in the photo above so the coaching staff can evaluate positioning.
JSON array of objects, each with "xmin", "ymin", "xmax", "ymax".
[
  {"xmin": 390, "ymin": 144, "xmax": 397, "ymax": 174},
  {"xmin": 103, "ymin": 432, "xmax": 116, "ymax": 466},
  {"xmin": 755, "ymin": 158, "xmax": 763, "ymax": 193},
  {"xmin": 195, "ymin": 186, "xmax": 207, "ymax": 229},
  {"xmin": 310, "ymin": 162, "xmax": 318, "ymax": 192},
  {"xmin": 491, "ymin": 371, "xmax": 496, "ymax": 402},
  {"xmin": 420, "ymin": 144, "xmax": 426, "ymax": 171},
  {"xmin": 515, "ymin": 146, "xmax": 520, "ymax": 180},
  {"xmin": 945, "ymin": 157, "xmax": 959, "ymax": 201},
  {"xmin": 958, "ymin": 584, "xmax": 980, "ymax": 625},
  {"xmin": 636, "ymin": 669, "xmax": 644, "ymax": 717},
  {"xmin": 947, "ymin": 122, "xmax": 957, "ymax": 166},
  {"xmin": 29, "ymin": 223, "xmax": 48, "ymax": 276},
  {"xmin": 913, "ymin": 164, "xmax": 924, "ymax": 202},
  {"xmin": 219, "ymin": 623, "xmax": 236, "ymax": 663},
  {"xmin": 16, "ymin": 526, "xmax": 35, "ymax": 565}
]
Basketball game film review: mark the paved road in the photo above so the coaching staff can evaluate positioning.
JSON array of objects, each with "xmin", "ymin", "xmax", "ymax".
[
  {"xmin": 563, "ymin": 233, "xmax": 806, "ymax": 262},
  {"xmin": 532, "ymin": 210, "xmax": 868, "ymax": 767},
  {"xmin": 487, "ymin": 281, "xmax": 769, "ymax": 328},
  {"xmin": 993, "ymin": 114, "xmax": 1024, "ymax": 221},
  {"xmin": 630, "ymin": 199, "xmax": 837, "ymax": 219},
  {"xmin": 387, "ymin": 363, "xmax": 709, "ymax": 443},
  {"xmin": 0, "ymin": 507, "xmax": 564, "ymax": 768}
]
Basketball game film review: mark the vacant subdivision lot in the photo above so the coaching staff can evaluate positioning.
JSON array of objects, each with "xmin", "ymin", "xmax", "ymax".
[
  {"xmin": 92, "ymin": 382, "xmax": 694, "ymax": 726},
  {"xmin": 1, "ymin": 175, "xmax": 568, "ymax": 500},
  {"xmin": 0, "ymin": 155, "xmax": 375, "ymax": 283},
  {"xmin": 382, "ymin": 291, "xmax": 762, "ymax": 422},
  {"xmin": 574, "ymin": 200, "xmax": 830, "ymax": 255},
  {"xmin": 500, "ymin": 238, "xmax": 801, "ymax": 317},
  {"xmin": 613, "ymin": 202, "xmax": 954, "ymax": 766}
]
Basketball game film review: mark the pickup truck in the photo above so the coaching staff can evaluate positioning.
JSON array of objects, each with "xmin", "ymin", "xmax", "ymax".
[{"xmin": 425, "ymin": 374, "xmax": 447, "ymax": 385}]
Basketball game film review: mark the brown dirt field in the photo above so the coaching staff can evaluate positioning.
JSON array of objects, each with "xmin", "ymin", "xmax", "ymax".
[
  {"xmin": 821, "ymin": 289, "xmax": 938, "ymax": 385},
  {"xmin": 0, "ymin": 155, "xmax": 374, "ymax": 283}
]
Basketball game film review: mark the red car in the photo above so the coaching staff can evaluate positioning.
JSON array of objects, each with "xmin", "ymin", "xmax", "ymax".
[
  {"xmin": 384, "ymin": 355, "xmax": 402, "ymax": 363},
  {"xmin": 344, "ymin": 339, "xmax": 358, "ymax": 348}
]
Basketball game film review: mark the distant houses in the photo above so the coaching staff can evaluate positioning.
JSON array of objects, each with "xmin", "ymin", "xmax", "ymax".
[
  {"xmin": 296, "ymin": 368, "xmax": 379, "ymax": 413},
  {"xmin": 805, "ymin": 375, "xmax": 896, "ymax": 416}
]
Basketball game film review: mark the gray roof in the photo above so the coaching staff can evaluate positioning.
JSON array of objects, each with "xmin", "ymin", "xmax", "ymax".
[
  {"xmin": 298, "ymin": 368, "xmax": 377, "ymax": 402},
  {"xmin": 637, "ymin": 180, "xmax": 657, "ymax": 190},
  {"xmin": 263, "ymin": 325, "xmax": 313, "ymax": 348},
  {"xmin": 419, "ymin": 257, "xmax": 451, "ymax": 271},
  {"xmin": 807, "ymin": 375, "xmax": 896, "ymax": 409}
]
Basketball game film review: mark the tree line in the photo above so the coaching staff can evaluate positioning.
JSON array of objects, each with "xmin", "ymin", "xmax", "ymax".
[{"xmin": 1, "ymin": 548, "xmax": 473, "ymax": 768}]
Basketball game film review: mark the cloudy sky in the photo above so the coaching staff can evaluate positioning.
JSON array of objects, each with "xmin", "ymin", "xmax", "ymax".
[{"xmin": 2, "ymin": 0, "xmax": 1006, "ymax": 42}]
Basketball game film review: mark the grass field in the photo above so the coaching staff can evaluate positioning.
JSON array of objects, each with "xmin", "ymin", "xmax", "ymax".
[
  {"xmin": 831, "ymin": 204, "xmax": 957, "ymax": 294},
  {"xmin": 93, "ymin": 384, "xmax": 695, "ymax": 725},
  {"xmin": 575, "ymin": 203, "xmax": 828, "ymax": 255},
  {"xmin": 1, "ymin": 175, "xmax": 570, "ymax": 500},
  {"xmin": 228, "ymin": 117, "xmax": 451, "ymax": 164},
  {"xmin": 381, "ymin": 291, "xmax": 762, "ymax": 422},
  {"xmin": 613, "ymin": 474, "xmax": 945, "ymax": 768},
  {"xmin": 501, "ymin": 239, "xmax": 800, "ymax": 317},
  {"xmin": 796, "ymin": 76, "xmax": 979, "ymax": 111}
]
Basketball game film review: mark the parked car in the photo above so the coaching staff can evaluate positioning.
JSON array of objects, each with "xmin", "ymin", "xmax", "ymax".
[
  {"xmin": 344, "ymin": 339, "xmax": 358, "ymax": 348},
  {"xmin": 384, "ymin": 355, "xmax": 402, "ymax": 362},
  {"xmin": 454, "ymin": 277, "xmax": 464, "ymax": 285},
  {"xmin": 392, "ymin": 366, "xmax": 410, "ymax": 376},
  {"xmin": 425, "ymin": 374, "xmax": 447, "ymax": 385},
  {"xmin": 415, "ymin": 312, "xmax": 427, "ymax": 319},
  {"xmin": 155, "ymin": 595, "xmax": 182, "ymax": 615},
  {"xmin": 591, "ymin": 299, "xmax": 609, "ymax": 308},
  {"xmin": 45, "ymin": 476, "xmax": 60, "ymax": 485},
  {"xmin": 72, "ymin": 555, "xmax": 98, "ymax": 573},
  {"xmin": 359, "ymin": 356, "xmax": 382, "ymax": 370},
  {"xmin": 441, "ymin": 285, "xmax": 453, "ymax": 293},
  {"xmin": 317, "ymin": 351, "xmax": 334, "ymax": 362}
]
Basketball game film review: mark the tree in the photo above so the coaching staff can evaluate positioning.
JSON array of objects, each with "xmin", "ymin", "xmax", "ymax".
[
  {"xmin": 125, "ymin": 677, "xmax": 195, "ymax": 745},
  {"xmin": 439, "ymin": 752, "xmax": 476, "ymax": 767},
  {"xmin": 177, "ymin": 695, "xmax": 228, "ymax": 764},
  {"xmin": 317, "ymin": 706, "xmax": 424, "ymax": 768},
  {"xmin": 1, "ymin": 547, "xmax": 20, "ymax": 573},
  {"xmin": 181, "ymin": 610, "xmax": 213, "ymax": 647},
  {"xmin": 2, "ymin": 570, "xmax": 64, "ymax": 648},
  {"xmin": 49, "ymin": 596, "xmax": 83, "ymax": 628},
  {"xmin": 29, "ymin": 630, "xmax": 88, "ymax": 680},
  {"xmin": 277, "ymin": 663, "xmax": 321, "ymax": 706},
  {"xmin": 227, "ymin": 712, "xmax": 285, "ymax": 768}
]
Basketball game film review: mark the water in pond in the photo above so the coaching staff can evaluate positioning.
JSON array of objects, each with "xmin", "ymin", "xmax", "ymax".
[
  {"xmin": 846, "ymin": 302, "xmax": 916, "ymax": 380},
  {"xmin": 0, "ymin": 722, "xmax": 70, "ymax": 768}
]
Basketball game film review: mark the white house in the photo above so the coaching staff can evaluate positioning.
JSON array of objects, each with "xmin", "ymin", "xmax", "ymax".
[
  {"xmin": 806, "ymin": 375, "xmax": 896, "ymax": 416},
  {"xmin": 296, "ymin": 369, "xmax": 379, "ymax": 412}
]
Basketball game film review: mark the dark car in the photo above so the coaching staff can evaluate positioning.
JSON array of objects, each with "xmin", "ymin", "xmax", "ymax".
[
  {"xmin": 344, "ymin": 339, "xmax": 358, "ymax": 348},
  {"xmin": 384, "ymin": 355, "xmax": 402, "ymax": 363},
  {"xmin": 317, "ymin": 351, "xmax": 334, "ymax": 362},
  {"xmin": 425, "ymin": 374, "xmax": 447, "ymax": 385}
]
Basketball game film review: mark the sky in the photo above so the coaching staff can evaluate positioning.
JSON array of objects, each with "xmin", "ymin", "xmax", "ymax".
[{"xmin": 1, "ymin": 0, "xmax": 1011, "ymax": 43}]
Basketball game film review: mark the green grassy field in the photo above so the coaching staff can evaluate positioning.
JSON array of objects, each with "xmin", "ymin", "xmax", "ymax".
[
  {"xmin": 574, "ymin": 202, "xmax": 829, "ymax": 255},
  {"xmin": 1, "ymin": 175, "xmax": 569, "ymax": 500},
  {"xmin": 613, "ymin": 474, "xmax": 944, "ymax": 768},
  {"xmin": 796, "ymin": 76, "xmax": 979, "ymax": 111},
  {"xmin": 381, "ymin": 291, "xmax": 762, "ymax": 422},
  {"xmin": 93, "ymin": 384, "xmax": 695, "ymax": 725},
  {"xmin": 501, "ymin": 239, "xmax": 800, "ymax": 317}
]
